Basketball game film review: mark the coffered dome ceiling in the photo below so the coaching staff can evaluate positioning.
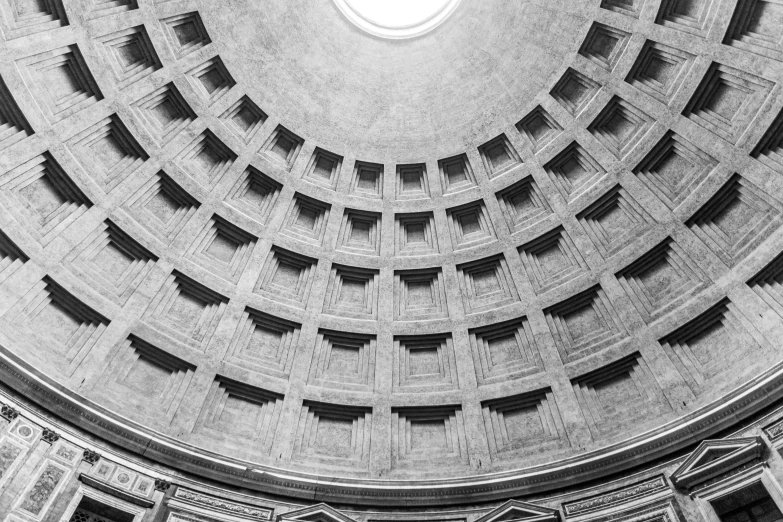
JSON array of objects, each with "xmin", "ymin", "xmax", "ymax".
[{"xmin": 0, "ymin": 0, "xmax": 783, "ymax": 507}]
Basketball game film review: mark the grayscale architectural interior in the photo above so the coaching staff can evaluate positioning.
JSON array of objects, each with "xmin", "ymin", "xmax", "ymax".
[{"xmin": 1, "ymin": 0, "xmax": 783, "ymax": 521}]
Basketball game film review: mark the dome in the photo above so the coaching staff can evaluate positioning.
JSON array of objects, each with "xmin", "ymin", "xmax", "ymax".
[{"xmin": 1, "ymin": 0, "xmax": 783, "ymax": 518}]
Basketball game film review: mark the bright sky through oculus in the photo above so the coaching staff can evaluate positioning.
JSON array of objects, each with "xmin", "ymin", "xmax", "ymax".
[{"xmin": 335, "ymin": 0, "xmax": 461, "ymax": 38}]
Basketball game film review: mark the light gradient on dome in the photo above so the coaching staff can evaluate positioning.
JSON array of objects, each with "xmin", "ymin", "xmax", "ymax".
[{"xmin": 1, "ymin": 0, "xmax": 783, "ymax": 520}]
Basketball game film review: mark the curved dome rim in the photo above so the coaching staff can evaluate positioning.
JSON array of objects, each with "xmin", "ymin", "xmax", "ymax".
[
  {"xmin": 2, "ymin": 344, "xmax": 781, "ymax": 506},
  {"xmin": 332, "ymin": 0, "xmax": 463, "ymax": 39}
]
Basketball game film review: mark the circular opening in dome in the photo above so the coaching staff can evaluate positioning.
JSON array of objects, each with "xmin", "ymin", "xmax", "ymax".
[{"xmin": 333, "ymin": 0, "xmax": 462, "ymax": 39}]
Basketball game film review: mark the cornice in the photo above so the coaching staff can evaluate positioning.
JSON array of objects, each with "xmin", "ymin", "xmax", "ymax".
[{"xmin": 1, "ymin": 345, "xmax": 782, "ymax": 506}]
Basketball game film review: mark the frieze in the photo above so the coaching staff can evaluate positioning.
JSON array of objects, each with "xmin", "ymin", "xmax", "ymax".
[
  {"xmin": 2, "ymin": 348, "xmax": 783, "ymax": 505},
  {"xmin": 564, "ymin": 476, "xmax": 669, "ymax": 517},
  {"xmin": 579, "ymin": 499, "xmax": 680, "ymax": 522},
  {"xmin": 764, "ymin": 418, "xmax": 783, "ymax": 441},
  {"xmin": 54, "ymin": 444, "xmax": 78, "ymax": 463},
  {"xmin": 175, "ymin": 488, "xmax": 273, "ymax": 520}
]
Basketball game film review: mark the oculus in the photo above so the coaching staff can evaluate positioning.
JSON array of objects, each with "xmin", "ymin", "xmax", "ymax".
[{"xmin": 333, "ymin": 0, "xmax": 461, "ymax": 39}]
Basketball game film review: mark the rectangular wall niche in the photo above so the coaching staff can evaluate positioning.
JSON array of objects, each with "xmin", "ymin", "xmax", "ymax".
[
  {"xmin": 517, "ymin": 105, "xmax": 562, "ymax": 153},
  {"xmin": 0, "ymin": 151, "xmax": 93, "ymax": 246},
  {"xmin": 336, "ymin": 209, "xmax": 381, "ymax": 256},
  {"xmin": 393, "ymin": 334, "xmax": 458, "ymax": 392},
  {"xmin": 752, "ymin": 107, "xmax": 783, "ymax": 174},
  {"xmin": 748, "ymin": 250, "xmax": 783, "ymax": 319},
  {"xmin": 682, "ymin": 62, "xmax": 774, "ymax": 144},
  {"xmin": 391, "ymin": 405, "xmax": 468, "ymax": 470},
  {"xmin": 446, "ymin": 199, "xmax": 497, "ymax": 250},
  {"xmin": 96, "ymin": 334, "xmax": 195, "ymax": 424},
  {"xmin": 517, "ymin": 226, "xmax": 588, "ymax": 294},
  {"xmin": 293, "ymin": 400, "xmax": 372, "ymax": 470},
  {"xmin": 479, "ymin": 134, "xmax": 521, "ymax": 178},
  {"xmin": 305, "ymin": 147, "xmax": 343, "ymax": 190},
  {"xmin": 63, "ymin": 219, "xmax": 158, "ymax": 306},
  {"xmin": 659, "ymin": 299, "xmax": 768, "ymax": 396},
  {"xmin": 88, "ymin": 0, "xmax": 138, "ymax": 18},
  {"xmin": 578, "ymin": 22, "xmax": 631, "ymax": 71},
  {"xmin": 469, "ymin": 317, "xmax": 544, "ymax": 385},
  {"xmin": 185, "ymin": 214, "xmax": 257, "ymax": 283},
  {"xmin": 0, "ymin": 228, "xmax": 28, "ymax": 282},
  {"xmin": 393, "ymin": 268, "xmax": 448, "ymax": 321},
  {"xmin": 616, "ymin": 237, "xmax": 709, "ymax": 324},
  {"xmin": 17, "ymin": 44, "xmax": 103, "ymax": 123},
  {"xmin": 588, "ymin": 96, "xmax": 653, "ymax": 158},
  {"xmin": 724, "ymin": 0, "xmax": 783, "ymax": 60},
  {"xmin": 4, "ymin": 276, "xmax": 109, "ymax": 368},
  {"xmin": 350, "ymin": 160, "xmax": 383, "ymax": 199},
  {"xmin": 322, "ymin": 264, "xmax": 379, "ymax": 319},
  {"xmin": 655, "ymin": 0, "xmax": 719, "ymax": 37},
  {"xmin": 196, "ymin": 375, "xmax": 283, "ymax": 454},
  {"xmin": 496, "ymin": 175, "xmax": 553, "ymax": 233},
  {"xmin": 601, "ymin": 0, "xmax": 644, "ymax": 18},
  {"xmin": 225, "ymin": 306, "xmax": 300, "ymax": 379},
  {"xmin": 438, "ymin": 154, "xmax": 476, "ymax": 194},
  {"xmin": 131, "ymin": 82, "xmax": 195, "ymax": 146},
  {"xmin": 280, "ymin": 192, "xmax": 331, "ymax": 245},
  {"xmin": 550, "ymin": 68, "xmax": 601, "ymax": 117},
  {"xmin": 686, "ymin": 174, "xmax": 783, "ymax": 267},
  {"xmin": 176, "ymin": 129, "xmax": 237, "ymax": 189},
  {"xmin": 187, "ymin": 56, "xmax": 235, "ymax": 104},
  {"xmin": 221, "ymin": 95, "xmax": 266, "ymax": 143},
  {"xmin": 395, "ymin": 212, "xmax": 439, "ymax": 256},
  {"xmin": 123, "ymin": 170, "xmax": 200, "ymax": 245},
  {"xmin": 162, "ymin": 11, "xmax": 211, "ymax": 58},
  {"xmin": 254, "ymin": 246, "xmax": 317, "ymax": 309},
  {"xmin": 544, "ymin": 141, "xmax": 606, "ymax": 203},
  {"xmin": 396, "ymin": 163, "xmax": 430, "ymax": 200},
  {"xmin": 67, "ymin": 113, "xmax": 148, "ymax": 193},
  {"xmin": 481, "ymin": 388, "xmax": 567, "ymax": 459},
  {"xmin": 308, "ymin": 329, "xmax": 376, "ymax": 391},
  {"xmin": 456, "ymin": 254, "xmax": 520, "ymax": 314},
  {"xmin": 576, "ymin": 184, "xmax": 655, "ymax": 259},
  {"xmin": 98, "ymin": 25, "xmax": 161, "ymax": 88},
  {"xmin": 572, "ymin": 352, "xmax": 671, "ymax": 438},
  {"xmin": 225, "ymin": 166, "xmax": 282, "ymax": 225},
  {"xmin": 262, "ymin": 125, "xmax": 304, "ymax": 170},
  {"xmin": 633, "ymin": 130, "xmax": 717, "ymax": 209},
  {"xmin": 0, "ymin": 75, "xmax": 33, "ymax": 149},
  {"xmin": 142, "ymin": 270, "xmax": 228, "ymax": 352},
  {"xmin": 626, "ymin": 40, "xmax": 696, "ymax": 105},
  {"xmin": 0, "ymin": 0, "xmax": 68, "ymax": 38},
  {"xmin": 544, "ymin": 284, "xmax": 627, "ymax": 363}
]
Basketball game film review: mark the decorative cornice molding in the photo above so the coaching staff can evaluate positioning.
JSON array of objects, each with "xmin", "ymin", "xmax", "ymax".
[
  {"xmin": 670, "ymin": 437, "xmax": 765, "ymax": 491},
  {"xmin": 1, "ymin": 345, "xmax": 783, "ymax": 506},
  {"xmin": 278, "ymin": 503, "xmax": 356, "ymax": 522},
  {"xmin": 563, "ymin": 476, "xmax": 669, "ymax": 517},
  {"xmin": 575, "ymin": 498, "xmax": 680, "ymax": 522},
  {"xmin": 474, "ymin": 499, "xmax": 559, "ymax": 522},
  {"xmin": 175, "ymin": 488, "xmax": 273, "ymax": 520},
  {"xmin": 764, "ymin": 418, "xmax": 783, "ymax": 441},
  {"xmin": 79, "ymin": 473, "xmax": 155, "ymax": 508}
]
